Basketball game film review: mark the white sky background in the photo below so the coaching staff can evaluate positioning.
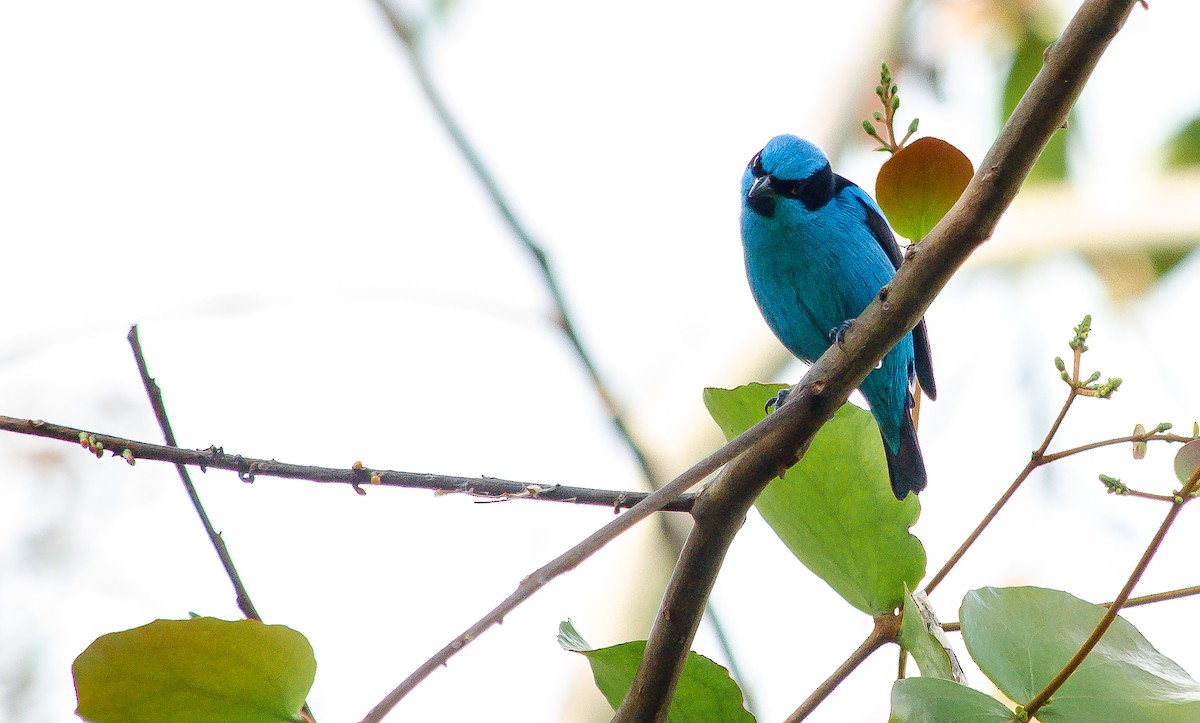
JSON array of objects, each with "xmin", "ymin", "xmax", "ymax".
[{"xmin": 2, "ymin": 1, "xmax": 1200, "ymax": 721}]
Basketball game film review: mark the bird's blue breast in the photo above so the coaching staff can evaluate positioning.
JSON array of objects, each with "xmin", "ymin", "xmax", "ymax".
[
  {"xmin": 741, "ymin": 171, "xmax": 895, "ymax": 359},
  {"xmin": 740, "ymin": 165, "xmax": 915, "ymax": 450}
]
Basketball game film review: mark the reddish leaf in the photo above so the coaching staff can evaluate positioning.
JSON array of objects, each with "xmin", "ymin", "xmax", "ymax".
[
  {"xmin": 1175, "ymin": 439, "xmax": 1200, "ymax": 484},
  {"xmin": 876, "ymin": 137, "xmax": 973, "ymax": 242}
]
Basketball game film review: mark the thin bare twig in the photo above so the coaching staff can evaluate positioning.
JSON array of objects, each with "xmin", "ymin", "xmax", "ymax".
[
  {"xmin": 1104, "ymin": 583, "xmax": 1200, "ymax": 609},
  {"xmin": 614, "ymin": 1, "xmax": 1140, "ymax": 718},
  {"xmin": 923, "ymin": 386, "xmax": 1078, "ymax": 595},
  {"xmin": 1041, "ymin": 431, "xmax": 1191, "ymax": 463},
  {"xmin": 0, "ymin": 413, "xmax": 696, "ymax": 512},
  {"xmin": 784, "ymin": 614, "xmax": 902, "ymax": 723},
  {"xmin": 1121, "ymin": 487, "xmax": 1178, "ymax": 503},
  {"xmin": 126, "ymin": 326, "xmax": 262, "ymax": 622}
]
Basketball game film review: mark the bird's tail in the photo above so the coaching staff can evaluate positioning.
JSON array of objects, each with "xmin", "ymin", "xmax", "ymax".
[{"xmin": 884, "ymin": 409, "xmax": 927, "ymax": 500}]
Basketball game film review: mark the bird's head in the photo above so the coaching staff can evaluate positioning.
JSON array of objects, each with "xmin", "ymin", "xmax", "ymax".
[{"xmin": 741, "ymin": 135, "xmax": 836, "ymax": 219}]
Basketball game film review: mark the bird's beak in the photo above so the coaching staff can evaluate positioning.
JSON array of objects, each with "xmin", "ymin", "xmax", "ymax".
[{"xmin": 748, "ymin": 174, "xmax": 774, "ymax": 198}]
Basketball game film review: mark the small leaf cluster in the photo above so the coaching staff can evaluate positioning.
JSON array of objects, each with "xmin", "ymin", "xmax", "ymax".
[
  {"xmin": 863, "ymin": 62, "xmax": 919, "ymax": 153},
  {"xmin": 1055, "ymin": 314, "xmax": 1121, "ymax": 397}
]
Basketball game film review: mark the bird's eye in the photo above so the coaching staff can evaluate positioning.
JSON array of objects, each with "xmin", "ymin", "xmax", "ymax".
[
  {"xmin": 749, "ymin": 152, "xmax": 765, "ymax": 176},
  {"xmin": 772, "ymin": 177, "xmax": 807, "ymax": 199}
]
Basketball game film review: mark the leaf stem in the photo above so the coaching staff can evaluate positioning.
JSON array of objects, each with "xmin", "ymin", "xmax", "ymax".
[
  {"xmin": 1041, "ymin": 432, "xmax": 1190, "ymax": 464},
  {"xmin": 126, "ymin": 326, "xmax": 262, "ymax": 623}
]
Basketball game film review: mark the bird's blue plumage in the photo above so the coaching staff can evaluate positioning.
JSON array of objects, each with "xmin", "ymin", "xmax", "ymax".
[{"xmin": 740, "ymin": 135, "xmax": 936, "ymax": 499}]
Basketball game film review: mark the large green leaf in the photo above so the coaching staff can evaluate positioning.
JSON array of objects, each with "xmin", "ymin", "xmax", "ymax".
[
  {"xmin": 74, "ymin": 617, "xmax": 315, "ymax": 723},
  {"xmin": 961, "ymin": 586, "xmax": 1200, "ymax": 721},
  {"xmin": 898, "ymin": 586, "xmax": 959, "ymax": 681},
  {"xmin": 703, "ymin": 384, "xmax": 925, "ymax": 615},
  {"xmin": 889, "ymin": 677, "xmax": 1014, "ymax": 722},
  {"xmin": 557, "ymin": 620, "xmax": 753, "ymax": 722}
]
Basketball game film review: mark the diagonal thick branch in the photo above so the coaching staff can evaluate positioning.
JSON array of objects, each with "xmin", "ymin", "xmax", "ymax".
[
  {"xmin": 0, "ymin": 415, "xmax": 695, "ymax": 512},
  {"xmin": 612, "ymin": 1, "xmax": 1141, "ymax": 720}
]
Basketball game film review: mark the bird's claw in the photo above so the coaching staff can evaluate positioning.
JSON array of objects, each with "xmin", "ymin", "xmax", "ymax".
[
  {"xmin": 765, "ymin": 386, "xmax": 794, "ymax": 413},
  {"xmin": 828, "ymin": 319, "xmax": 855, "ymax": 346}
]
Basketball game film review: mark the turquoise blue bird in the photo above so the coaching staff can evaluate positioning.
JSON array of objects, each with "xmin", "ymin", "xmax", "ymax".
[{"xmin": 740, "ymin": 134, "xmax": 936, "ymax": 499}]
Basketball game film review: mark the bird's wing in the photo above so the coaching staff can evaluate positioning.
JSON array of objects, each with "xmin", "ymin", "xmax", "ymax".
[
  {"xmin": 841, "ymin": 178, "xmax": 938, "ymax": 400},
  {"xmin": 910, "ymin": 318, "xmax": 937, "ymax": 400},
  {"xmin": 839, "ymin": 178, "xmax": 904, "ymax": 269}
]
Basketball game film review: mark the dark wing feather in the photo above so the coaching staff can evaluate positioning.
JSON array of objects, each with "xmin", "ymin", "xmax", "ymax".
[
  {"xmin": 843, "ymin": 178, "xmax": 906, "ymax": 270},
  {"xmin": 842, "ymin": 177, "xmax": 938, "ymax": 400},
  {"xmin": 910, "ymin": 319, "xmax": 936, "ymax": 400},
  {"xmin": 884, "ymin": 395, "xmax": 928, "ymax": 499}
]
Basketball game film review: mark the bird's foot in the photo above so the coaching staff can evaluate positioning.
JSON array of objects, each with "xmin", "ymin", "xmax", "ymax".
[
  {"xmin": 828, "ymin": 319, "xmax": 855, "ymax": 346},
  {"xmin": 765, "ymin": 386, "xmax": 794, "ymax": 413}
]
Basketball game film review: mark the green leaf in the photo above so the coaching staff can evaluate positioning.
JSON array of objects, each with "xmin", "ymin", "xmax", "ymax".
[
  {"xmin": 703, "ymin": 384, "xmax": 925, "ymax": 615},
  {"xmin": 961, "ymin": 586, "xmax": 1200, "ymax": 721},
  {"xmin": 1003, "ymin": 28, "xmax": 1070, "ymax": 183},
  {"xmin": 875, "ymin": 137, "xmax": 974, "ymax": 242},
  {"xmin": 1147, "ymin": 247, "xmax": 1195, "ymax": 282},
  {"xmin": 1165, "ymin": 115, "xmax": 1200, "ymax": 169},
  {"xmin": 557, "ymin": 620, "xmax": 753, "ymax": 722},
  {"xmin": 898, "ymin": 586, "xmax": 959, "ymax": 681},
  {"xmin": 74, "ymin": 618, "xmax": 315, "ymax": 723},
  {"xmin": 889, "ymin": 677, "xmax": 1015, "ymax": 722}
]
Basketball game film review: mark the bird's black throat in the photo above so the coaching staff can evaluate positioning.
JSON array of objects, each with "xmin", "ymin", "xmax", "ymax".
[{"xmin": 746, "ymin": 193, "xmax": 776, "ymax": 218}]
